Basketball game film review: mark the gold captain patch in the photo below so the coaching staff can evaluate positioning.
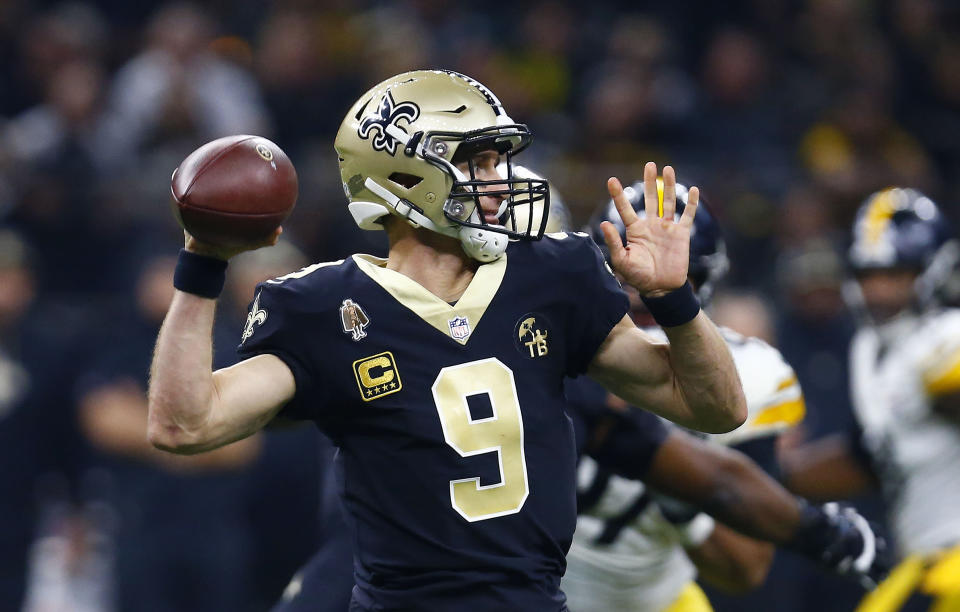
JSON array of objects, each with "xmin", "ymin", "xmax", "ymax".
[{"xmin": 353, "ymin": 351, "xmax": 402, "ymax": 401}]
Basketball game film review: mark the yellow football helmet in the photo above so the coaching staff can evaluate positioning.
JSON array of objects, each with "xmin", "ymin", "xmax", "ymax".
[{"xmin": 335, "ymin": 70, "xmax": 549, "ymax": 262}]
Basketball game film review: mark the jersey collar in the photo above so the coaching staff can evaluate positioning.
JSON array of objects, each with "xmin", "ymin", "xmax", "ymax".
[{"xmin": 352, "ymin": 253, "xmax": 507, "ymax": 345}]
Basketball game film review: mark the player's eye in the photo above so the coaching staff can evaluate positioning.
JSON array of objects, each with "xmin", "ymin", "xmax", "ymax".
[{"xmin": 474, "ymin": 152, "xmax": 500, "ymax": 173}]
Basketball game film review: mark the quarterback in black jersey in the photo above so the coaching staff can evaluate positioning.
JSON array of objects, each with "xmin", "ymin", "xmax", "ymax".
[{"xmin": 147, "ymin": 70, "xmax": 746, "ymax": 611}]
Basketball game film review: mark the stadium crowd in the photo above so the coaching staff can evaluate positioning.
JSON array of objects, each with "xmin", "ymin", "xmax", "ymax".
[{"xmin": 0, "ymin": 0, "xmax": 958, "ymax": 610}]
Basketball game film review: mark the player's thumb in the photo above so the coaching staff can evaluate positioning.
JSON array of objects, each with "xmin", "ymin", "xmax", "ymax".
[{"xmin": 599, "ymin": 221, "xmax": 626, "ymax": 265}]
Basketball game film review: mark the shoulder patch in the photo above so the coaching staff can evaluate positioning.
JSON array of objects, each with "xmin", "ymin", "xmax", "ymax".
[
  {"xmin": 241, "ymin": 290, "xmax": 268, "ymax": 344},
  {"xmin": 515, "ymin": 313, "xmax": 552, "ymax": 359},
  {"xmin": 340, "ymin": 299, "xmax": 371, "ymax": 341}
]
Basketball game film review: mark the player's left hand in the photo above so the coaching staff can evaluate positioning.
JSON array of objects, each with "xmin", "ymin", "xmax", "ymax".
[{"xmin": 600, "ymin": 162, "xmax": 698, "ymax": 297}]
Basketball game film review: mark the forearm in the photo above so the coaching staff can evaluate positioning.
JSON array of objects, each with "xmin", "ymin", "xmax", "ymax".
[
  {"xmin": 83, "ymin": 381, "xmax": 261, "ymax": 469},
  {"xmin": 661, "ymin": 311, "xmax": 746, "ymax": 432},
  {"xmin": 687, "ymin": 525, "xmax": 773, "ymax": 594},
  {"xmin": 147, "ymin": 290, "xmax": 219, "ymax": 452},
  {"xmin": 688, "ymin": 447, "xmax": 803, "ymax": 543},
  {"xmin": 588, "ymin": 315, "xmax": 746, "ymax": 433}
]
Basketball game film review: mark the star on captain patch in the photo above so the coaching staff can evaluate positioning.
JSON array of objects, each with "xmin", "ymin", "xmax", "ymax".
[
  {"xmin": 448, "ymin": 315, "xmax": 471, "ymax": 342},
  {"xmin": 241, "ymin": 291, "xmax": 268, "ymax": 344},
  {"xmin": 340, "ymin": 299, "xmax": 370, "ymax": 341}
]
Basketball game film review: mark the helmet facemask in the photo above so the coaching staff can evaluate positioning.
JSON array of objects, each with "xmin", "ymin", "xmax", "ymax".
[{"xmin": 415, "ymin": 126, "xmax": 550, "ymax": 261}]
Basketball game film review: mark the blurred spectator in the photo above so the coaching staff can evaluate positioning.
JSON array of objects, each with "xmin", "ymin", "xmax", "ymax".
[
  {"xmin": 0, "ymin": 229, "xmax": 83, "ymax": 610},
  {"xmin": 775, "ymin": 239, "xmax": 855, "ymax": 439},
  {"xmin": 99, "ymin": 2, "xmax": 269, "ymax": 168},
  {"xmin": 76, "ymin": 253, "xmax": 258, "ymax": 611},
  {"xmin": 255, "ymin": 9, "xmax": 363, "ymax": 152},
  {"xmin": 772, "ymin": 238, "xmax": 885, "ymax": 612},
  {"xmin": 710, "ymin": 290, "xmax": 775, "ymax": 345},
  {"xmin": 7, "ymin": 3, "xmax": 107, "ymax": 117}
]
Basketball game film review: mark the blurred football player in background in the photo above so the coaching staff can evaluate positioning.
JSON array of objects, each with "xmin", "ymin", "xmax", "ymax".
[
  {"xmin": 76, "ymin": 253, "xmax": 259, "ymax": 612},
  {"xmin": 782, "ymin": 187, "xmax": 960, "ymax": 611},
  {"xmin": 562, "ymin": 179, "xmax": 879, "ymax": 611},
  {"xmin": 147, "ymin": 70, "xmax": 747, "ymax": 611},
  {"xmin": 0, "ymin": 229, "xmax": 84, "ymax": 610}
]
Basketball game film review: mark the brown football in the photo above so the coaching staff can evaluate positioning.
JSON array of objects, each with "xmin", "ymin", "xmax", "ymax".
[{"xmin": 171, "ymin": 135, "xmax": 298, "ymax": 247}]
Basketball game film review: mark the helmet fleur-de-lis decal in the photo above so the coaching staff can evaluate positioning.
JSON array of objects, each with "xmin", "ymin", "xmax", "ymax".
[{"xmin": 357, "ymin": 91, "xmax": 420, "ymax": 156}]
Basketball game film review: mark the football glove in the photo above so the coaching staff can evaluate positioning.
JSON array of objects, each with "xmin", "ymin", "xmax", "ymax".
[{"xmin": 786, "ymin": 501, "xmax": 892, "ymax": 589}]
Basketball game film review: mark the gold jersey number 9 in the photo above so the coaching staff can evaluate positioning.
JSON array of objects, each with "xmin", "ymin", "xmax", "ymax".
[{"xmin": 432, "ymin": 358, "xmax": 529, "ymax": 522}]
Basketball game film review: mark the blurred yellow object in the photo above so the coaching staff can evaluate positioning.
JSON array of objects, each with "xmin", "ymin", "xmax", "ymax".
[
  {"xmin": 750, "ymin": 396, "xmax": 806, "ymax": 428},
  {"xmin": 923, "ymin": 546, "xmax": 960, "ymax": 597},
  {"xmin": 663, "ymin": 582, "xmax": 714, "ymax": 612},
  {"xmin": 856, "ymin": 556, "xmax": 926, "ymax": 612},
  {"xmin": 922, "ymin": 348, "xmax": 960, "ymax": 397},
  {"xmin": 857, "ymin": 545, "xmax": 960, "ymax": 612},
  {"xmin": 799, "ymin": 123, "xmax": 854, "ymax": 175}
]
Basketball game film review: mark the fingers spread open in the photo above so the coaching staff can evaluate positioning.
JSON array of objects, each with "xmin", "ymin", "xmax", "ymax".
[
  {"xmin": 643, "ymin": 161, "xmax": 659, "ymax": 219},
  {"xmin": 661, "ymin": 166, "xmax": 677, "ymax": 221},
  {"xmin": 679, "ymin": 186, "xmax": 699, "ymax": 229},
  {"xmin": 607, "ymin": 177, "xmax": 639, "ymax": 226}
]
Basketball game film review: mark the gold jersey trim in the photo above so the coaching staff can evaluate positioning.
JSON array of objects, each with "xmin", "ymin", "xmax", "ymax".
[{"xmin": 352, "ymin": 253, "xmax": 506, "ymax": 345}]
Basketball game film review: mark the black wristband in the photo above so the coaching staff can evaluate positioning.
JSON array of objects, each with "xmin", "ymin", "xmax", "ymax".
[
  {"xmin": 785, "ymin": 500, "xmax": 831, "ymax": 555},
  {"xmin": 173, "ymin": 249, "xmax": 228, "ymax": 298},
  {"xmin": 640, "ymin": 281, "xmax": 701, "ymax": 327}
]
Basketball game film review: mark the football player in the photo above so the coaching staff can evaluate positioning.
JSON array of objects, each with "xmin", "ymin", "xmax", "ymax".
[
  {"xmin": 146, "ymin": 70, "xmax": 747, "ymax": 611},
  {"xmin": 269, "ymin": 169, "xmax": 890, "ymax": 611},
  {"xmin": 562, "ymin": 179, "xmax": 882, "ymax": 611},
  {"xmin": 781, "ymin": 188, "xmax": 960, "ymax": 611}
]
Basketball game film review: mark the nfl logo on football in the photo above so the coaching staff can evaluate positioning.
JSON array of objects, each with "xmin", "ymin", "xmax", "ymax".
[{"xmin": 448, "ymin": 316, "xmax": 471, "ymax": 341}]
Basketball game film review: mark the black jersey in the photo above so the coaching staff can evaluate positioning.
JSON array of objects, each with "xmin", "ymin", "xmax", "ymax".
[{"xmin": 238, "ymin": 232, "xmax": 628, "ymax": 611}]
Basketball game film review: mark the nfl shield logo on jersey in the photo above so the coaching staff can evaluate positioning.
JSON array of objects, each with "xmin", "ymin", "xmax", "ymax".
[{"xmin": 448, "ymin": 316, "xmax": 471, "ymax": 342}]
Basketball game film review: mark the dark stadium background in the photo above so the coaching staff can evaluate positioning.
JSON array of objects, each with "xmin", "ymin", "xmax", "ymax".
[{"xmin": 1, "ymin": 0, "xmax": 958, "ymax": 610}]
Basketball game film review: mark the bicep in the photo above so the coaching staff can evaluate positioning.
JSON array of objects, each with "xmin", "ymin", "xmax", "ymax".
[
  {"xmin": 586, "ymin": 315, "xmax": 690, "ymax": 424},
  {"xmin": 203, "ymin": 354, "xmax": 297, "ymax": 449}
]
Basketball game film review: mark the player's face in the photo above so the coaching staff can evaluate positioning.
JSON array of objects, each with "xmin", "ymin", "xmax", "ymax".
[
  {"xmin": 456, "ymin": 150, "xmax": 507, "ymax": 225},
  {"xmin": 856, "ymin": 268, "xmax": 919, "ymax": 323}
]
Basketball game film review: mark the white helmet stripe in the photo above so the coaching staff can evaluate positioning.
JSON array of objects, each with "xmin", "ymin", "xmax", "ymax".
[{"xmin": 440, "ymin": 70, "xmax": 514, "ymax": 122}]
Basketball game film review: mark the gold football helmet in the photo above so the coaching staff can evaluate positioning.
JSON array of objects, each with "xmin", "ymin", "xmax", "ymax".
[{"xmin": 335, "ymin": 70, "xmax": 549, "ymax": 262}]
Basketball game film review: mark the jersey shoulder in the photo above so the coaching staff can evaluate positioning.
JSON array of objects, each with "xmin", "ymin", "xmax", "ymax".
[
  {"xmin": 711, "ymin": 327, "xmax": 804, "ymax": 446},
  {"xmin": 512, "ymin": 231, "xmax": 614, "ymax": 277},
  {"xmin": 256, "ymin": 257, "xmax": 355, "ymax": 311},
  {"xmin": 237, "ymin": 257, "xmax": 355, "ymax": 354}
]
